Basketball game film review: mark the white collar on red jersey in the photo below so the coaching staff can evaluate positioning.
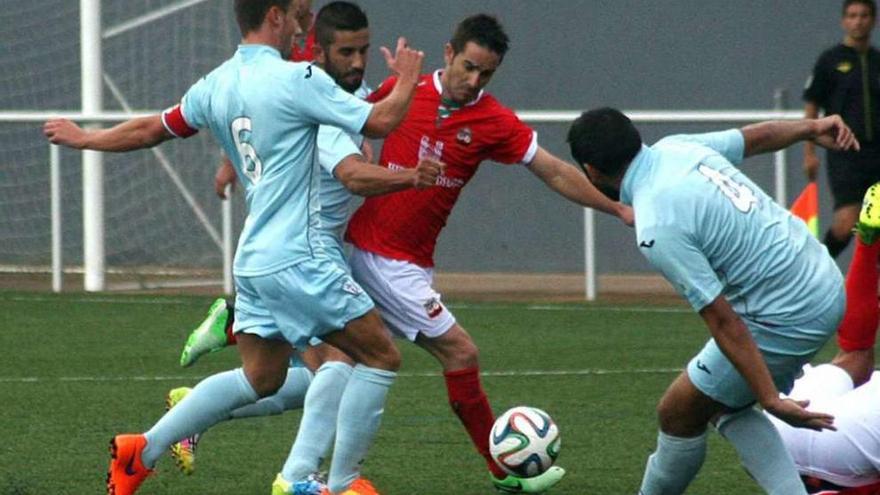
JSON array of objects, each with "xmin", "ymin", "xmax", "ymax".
[{"xmin": 433, "ymin": 70, "xmax": 484, "ymax": 106}]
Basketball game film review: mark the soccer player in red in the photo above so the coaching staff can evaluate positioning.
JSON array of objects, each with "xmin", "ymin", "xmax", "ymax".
[
  {"xmin": 345, "ymin": 14, "xmax": 631, "ymax": 494},
  {"xmin": 768, "ymin": 185, "xmax": 880, "ymax": 495}
]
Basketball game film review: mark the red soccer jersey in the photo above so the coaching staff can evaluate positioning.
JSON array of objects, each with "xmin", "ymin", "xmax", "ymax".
[
  {"xmin": 345, "ymin": 71, "xmax": 537, "ymax": 267},
  {"xmin": 290, "ymin": 25, "xmax": 315, "ymax": 62}
]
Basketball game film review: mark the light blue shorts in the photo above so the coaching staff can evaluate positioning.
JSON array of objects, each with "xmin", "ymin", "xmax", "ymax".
[
  {"xmin": 232, "ymin": 254, "xmax": 374, "ymax": 349},
  {"xmin": 687, "ymin": 292, "xmax": 845, "ymax": 409}
]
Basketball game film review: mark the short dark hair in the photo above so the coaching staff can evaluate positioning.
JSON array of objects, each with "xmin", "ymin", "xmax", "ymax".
[
  {"xmin": 314, "ymin": 1, "xmax": 369, "ymax": 49},
  {"xmin": 844, "ymin": 0, "xmax": 877, "ymax": 17},
  {"xmin": 234, "ymin": 0, "xmax": 291, "ymax": 35},
  {"xmin": 450, "ymin": 14, "xmax": 509, "ymax": 59},
  {"xmin": 567, "ymin": 108, "xmax": 642, "ymax": 177}
]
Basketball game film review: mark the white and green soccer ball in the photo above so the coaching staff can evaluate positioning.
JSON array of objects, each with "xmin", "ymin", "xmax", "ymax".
[{"xmin": 489, "ymin": 406, "xmax": 561, "ymax": 477}]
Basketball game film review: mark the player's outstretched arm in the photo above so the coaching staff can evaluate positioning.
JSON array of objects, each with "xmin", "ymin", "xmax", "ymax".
[
  {"xmin": 44, "ymin": 115, "xmax": 174, "ymax": 152},
  {"xmin": 742, "ymin": 115, "xmax": 859, "ymax": 158},
  {"xmin": 360, "ymin": 37, "xmax": 424, "ymax": 139},
  {"xmin": 526, "ymin": 146, "xmax": 633, "ymax": 225},
  {"xmin": 700, "ymin": 296, "xmax": 836, "ymax": 431},
  {"xmin": 334, "ymin": 156, "xmax": 443, "ymax": 195}
]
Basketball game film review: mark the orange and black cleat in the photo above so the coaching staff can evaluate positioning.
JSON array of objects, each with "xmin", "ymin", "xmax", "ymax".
[{"xmin": 106, "ymin": 434, "xmax": 153, "ymax": 495}]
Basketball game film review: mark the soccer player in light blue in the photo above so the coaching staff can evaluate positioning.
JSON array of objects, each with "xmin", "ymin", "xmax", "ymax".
[
  {"xmin": 567, "ymin": 108, "xmax": 860, "ymax": 495},
  {"xmin": 43, "ymin": 1, "xmax": 432, "ymax": 494},
  {"xmin": 165, "ymin": 3, "xmax": 442, "ymax": 493}
]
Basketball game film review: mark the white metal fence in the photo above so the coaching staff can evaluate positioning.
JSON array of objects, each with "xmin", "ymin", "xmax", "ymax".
[{"xmin": 0, "ymin": 108, "xmax": 804, "ymax": 299}]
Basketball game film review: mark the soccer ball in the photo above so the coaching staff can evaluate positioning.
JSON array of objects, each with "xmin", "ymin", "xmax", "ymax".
[{"xmin": 489, "ymin": 406, "xmax": 561, "ymax": 477}]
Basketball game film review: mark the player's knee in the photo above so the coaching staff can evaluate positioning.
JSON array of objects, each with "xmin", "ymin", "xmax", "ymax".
[
  {"xmin": 375, "ymin": 343, "xmax": 402, "ymax": 372},
  {"xmin": 244, "ymin": 366, "xmax": 287, "ymax": 398},
  {"xmin": 455, "ymin": 338, "xmax": 480, "ymax": 368}
]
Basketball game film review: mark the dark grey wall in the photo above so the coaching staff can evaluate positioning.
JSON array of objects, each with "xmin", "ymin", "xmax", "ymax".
[
  {"xmin": 355, "ymin": 0, "xmax": 850, "ymax": 272},
  {"xmin": 0, "ymin": 1, "xmax": 857, "ymax": 274}
]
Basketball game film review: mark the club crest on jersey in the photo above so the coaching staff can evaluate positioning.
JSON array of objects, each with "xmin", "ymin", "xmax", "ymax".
[
  {"xmin": 342, "ymin": 278, "xmax": 364, "ymax": 296},
  {"xmin": 424, "ymin": 297, "xmax": 444, "ymax": 318},
  {"xmin": 456, "ymin": 127, "xmax": 472, "ymax": 146}
]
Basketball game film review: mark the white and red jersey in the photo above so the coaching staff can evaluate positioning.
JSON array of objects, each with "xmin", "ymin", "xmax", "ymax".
[{"xmin": 346, "ymin": 71, "xmax": 538, "ymax": 267}]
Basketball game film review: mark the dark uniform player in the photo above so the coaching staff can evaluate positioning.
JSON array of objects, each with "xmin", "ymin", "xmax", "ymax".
[{"xmin": 804, "ymin": 0, "xmax": 880, "ymax": 257}]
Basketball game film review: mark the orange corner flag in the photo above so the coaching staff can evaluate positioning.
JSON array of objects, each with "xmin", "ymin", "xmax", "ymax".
[{"xmin": 790, "ymin": 182, "xmax": 819, "ymax": 238}]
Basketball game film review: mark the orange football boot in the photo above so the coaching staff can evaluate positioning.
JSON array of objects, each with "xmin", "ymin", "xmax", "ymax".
[
  {"xmin": 106, "ymin": 434, "xmax": 153, "ymax": 495},
  {"xmin": 326, "ymin": 477, "xmax": 379, "ymax": 495}
]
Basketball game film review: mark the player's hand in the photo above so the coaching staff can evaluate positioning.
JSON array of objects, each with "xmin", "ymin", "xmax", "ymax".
[
  {"xmin": 617, "ymin": 203, "xmax": 635, "ymax": 227},
  {"xmin": 413, "ymin": 158, "xmax": 444, "ymax": 189},
  {"xmin": 381, "ymin": 37, "xmax": 424, "ymax": 84},
  {"xmin": 813, "ymin": 115, "xmax": 860, "ymax": 152},
  {"xmin": 764, "ymin": 398, "xmax": 836, "ymax": 431},
  {"xmin": 802, "ymin": 152, "xmax": 820, "ymax": 182},
  {"xmin": 43, "ymin": 118, "xmax": 88, "ymax": 149},
  {"xmin": 214, "ymin": 159, "xmax": 238, "ymax": 199}
]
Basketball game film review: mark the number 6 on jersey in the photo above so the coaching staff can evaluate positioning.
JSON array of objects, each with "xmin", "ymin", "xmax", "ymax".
[{"xmin": 231, "ymin": 117, "xmax": 263, "ymax": 183}]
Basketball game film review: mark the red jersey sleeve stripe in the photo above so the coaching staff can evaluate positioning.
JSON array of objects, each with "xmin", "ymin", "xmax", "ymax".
[{"xmin": 161, "ymin": 104, "xmax": 198, "ymax": 138}]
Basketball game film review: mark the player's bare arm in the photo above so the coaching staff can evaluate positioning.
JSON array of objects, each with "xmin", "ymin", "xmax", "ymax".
[
  {"xmin": 361, "ymin": 37, "xmax": 424, "ymax": 139},
  {"xmin": 44, "ymin": 115, "xmax": 174, "ymax": 152},
  {"xmin": 526, "ymin": 146, "xmax": 633, "ymax": 225},
  {"xmin": 700, "ymin": 297, "xmax": 836, "ymax": 431},
  {"xmin": 802, "ymin": 102, "xmax": 822, "ymax": 181},
  {"xmin": 334, "ymin": 155, "xmax": 444, "ymax": 194},
  {"xmin": 742, "ymin": 115, "xmax": 860, "ymax": 158},
  {"xmin": 215, "ymin": 156, "xmax": 238, "ymax": 199}
]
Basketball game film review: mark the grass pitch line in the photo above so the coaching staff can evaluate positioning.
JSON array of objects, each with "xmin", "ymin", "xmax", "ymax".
[
  {"xmin": 3, "ymin": 295, "xmax": 690, "ymax": 314},
  {"xmin": 0, "ymin": 367, "xmax": 683, "ymax": 383},
  {"xmin": 449, "ymin": 303, "xmax": 691, "ymax": 314}
]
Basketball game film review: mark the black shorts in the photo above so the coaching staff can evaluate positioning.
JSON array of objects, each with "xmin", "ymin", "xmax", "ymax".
[{"xmin": 827, "ymin": 148, "xmax": 880, "ymax": 209}]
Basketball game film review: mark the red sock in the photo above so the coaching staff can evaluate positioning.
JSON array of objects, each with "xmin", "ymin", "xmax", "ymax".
[
  {"xmin": 444, "ymin": 367, "xmax": 506, "ymax": 478},
  {"xmin": 837, "ymin": 239, "xmax": 880, "ymax": 351},
  {"xmin": 225, "ymin": 302, "xmax": 237, "ymax": 346}
]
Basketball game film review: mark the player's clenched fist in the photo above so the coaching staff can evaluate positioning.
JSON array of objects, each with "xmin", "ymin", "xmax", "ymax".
[
  {"xmin": 381, "ymin": 37, "xmax": 424, "ymax": 84},
  {"xmin": 44, "ymin": 118, "xmax": 88, "ymax": 149},
  {"xmin": 413, "ymin": 158, "xmax": 445, "ymax": 189}
]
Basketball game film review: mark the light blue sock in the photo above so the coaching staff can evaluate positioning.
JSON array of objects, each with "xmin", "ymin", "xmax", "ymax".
[
  {"xmin": 282, "ymin": 361, "xmax": 353, "ymax": 482},
  {"xmin": 142, "ymin": 368, "xmax": 257, "ymax": 468},
  {"xmin": 230, "ymin": 367, "xmax": 312, "ymax": 419},
  {"xmin": 638, "ymin": 430, "xmax": 707, "ymax": 495},
  {"xmin": 327, "ymin": 364, "xmax": 396, "ymax": 494},
  {"xmin": 716, "ymin": 408, "xmax": 808, "ymax": 495}
]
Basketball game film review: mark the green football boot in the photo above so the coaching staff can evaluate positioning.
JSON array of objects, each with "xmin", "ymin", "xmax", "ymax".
[
  {"xmin": 165, "ymin": 387, "xmax": 199, "ymax": 475},
  {"xmin": 179, "ymin": 298, "xmax": 230, "ymax": 367},
  {"xmin": 492, "ymin": 466, "xmax": 566, "ymax": 493}
]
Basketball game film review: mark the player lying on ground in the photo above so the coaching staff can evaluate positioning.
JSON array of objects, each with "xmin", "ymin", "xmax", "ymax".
[
  {"xmin": 43, "ymin": 1, "xmax": 433, "ymax": 494},
  {"xmin": 163, "ymin": 4, "xmax": 440, "ymax": 495},
  {"xmin": 767, "ymin": 185, "xmax": 880, "ymax": 495},
  {"xmin": 175, "ymin": 12, "xmax": 635, "ymax": 495},
  {"xmin": 567, "ymin": 108, "xmax": 858, "ymax": 495}
]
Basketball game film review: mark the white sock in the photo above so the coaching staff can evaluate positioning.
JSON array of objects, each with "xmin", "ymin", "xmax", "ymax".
[
  {"xmin": 716, "ymin": 408, "xmax": 808, "ymax": 495},
  {"xmin": 638, "ymin": 430, "xmax": 707, "ymax": 495}
]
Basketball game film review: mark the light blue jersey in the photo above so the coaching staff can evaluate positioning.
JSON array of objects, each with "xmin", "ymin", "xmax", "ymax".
[
  {"xmin": 621, "ymin": 129, "xmax": 844, "ymax": 355},
  {"xmin": 179, "ymin": 45, "xmax": 373, "ymax": 277},
  {"xmin": 316, "ymin": 84, "xmax": 370, "ymax": 247}
]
